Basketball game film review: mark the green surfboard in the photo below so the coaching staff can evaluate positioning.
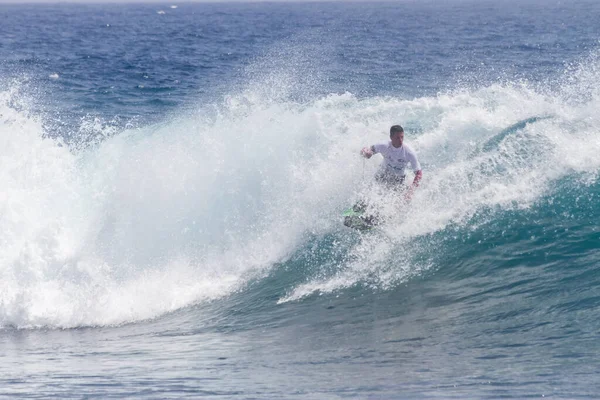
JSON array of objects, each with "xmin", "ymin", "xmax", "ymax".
[{"xmin": 342, "ymin": 202, "xmax": 378, "ymax": 231}]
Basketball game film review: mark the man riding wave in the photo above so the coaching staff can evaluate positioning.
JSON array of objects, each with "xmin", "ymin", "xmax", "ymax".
[
  {"xmin": 344, "ymin": 124, "xmax": 422, "ymax": 230},
  {"xmin": 360, "ymin": 124, "xmax": 422, "ymax": 200}
]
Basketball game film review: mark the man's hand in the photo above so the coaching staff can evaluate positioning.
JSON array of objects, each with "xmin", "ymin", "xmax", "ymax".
[
  {"xmin": 361, "ymin": 147, "xmax": 373, "ymax": 159},
  {"xmin": 405, "ymin": 170, "xmax": 422, "ymax": 202},
  {"xmin": 404, "ymin": 186, "xmax": 415, "ymax": 202}
]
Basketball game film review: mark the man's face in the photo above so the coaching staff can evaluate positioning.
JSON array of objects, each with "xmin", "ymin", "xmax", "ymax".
[{"xmin": 391, "ymin": 131, "xmax": 404, "ymax": 147}]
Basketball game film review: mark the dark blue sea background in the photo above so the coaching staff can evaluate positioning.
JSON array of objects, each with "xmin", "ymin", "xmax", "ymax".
[{"xmin": 2, "ymin": 1, "xmax": 600, "ymax": 398}]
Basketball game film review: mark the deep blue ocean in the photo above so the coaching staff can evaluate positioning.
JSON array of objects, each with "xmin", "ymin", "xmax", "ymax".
[{"xmin": 2, "ymin": 1, "xmax": 600, "ymax": 398}]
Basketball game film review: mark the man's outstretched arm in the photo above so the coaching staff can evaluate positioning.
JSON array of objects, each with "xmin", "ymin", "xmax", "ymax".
[{"xmin": 360, "ymin": 145, "xmax": 375, "ymax": 159}]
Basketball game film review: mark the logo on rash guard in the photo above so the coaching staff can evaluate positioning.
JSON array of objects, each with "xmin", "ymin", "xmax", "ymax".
[{"xmin": 392, "ymin": 159, "xmax": 407, "ymax": 170}]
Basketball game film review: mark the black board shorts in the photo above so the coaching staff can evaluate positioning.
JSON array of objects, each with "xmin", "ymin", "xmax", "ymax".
[{"xmin": 374, "ymin": 171, "xmax": 406, "ymax": 191}]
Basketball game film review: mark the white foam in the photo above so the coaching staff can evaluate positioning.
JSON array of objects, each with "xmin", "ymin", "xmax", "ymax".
[
  {"xmin": 3, "ymin": 55, "xmax": 600, "ymax": 326},
  {"xmin": 279, "ymin": 75, "xmax": 600, "ymax": 302},
  {"xmin": 0, "ymin": 85, "xmax": 369, "ymax": 328}
]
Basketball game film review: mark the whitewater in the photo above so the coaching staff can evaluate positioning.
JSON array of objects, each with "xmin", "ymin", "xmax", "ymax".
[{"xmin": 3, "ymin": 70, "xmax": 599, "ymax": 327}]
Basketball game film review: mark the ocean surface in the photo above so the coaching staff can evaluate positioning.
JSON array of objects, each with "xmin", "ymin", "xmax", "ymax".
[{"xmin": 2, "ymin": 0, "xmax": 600, "ymax": 398}]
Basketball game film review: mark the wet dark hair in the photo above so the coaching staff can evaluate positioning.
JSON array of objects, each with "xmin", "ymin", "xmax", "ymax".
[{"xmin": 389, "ymin": 125, "xmax": 404, "ymax": 137}]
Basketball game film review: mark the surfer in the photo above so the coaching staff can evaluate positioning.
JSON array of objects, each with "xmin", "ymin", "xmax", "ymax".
[
  {"xmin": 360, "ymin": 125, "xmax": 422, "ymax": 200},
  {"xmin": 343, "ymin": 125, "xmax": 422, "ymax": 231}
]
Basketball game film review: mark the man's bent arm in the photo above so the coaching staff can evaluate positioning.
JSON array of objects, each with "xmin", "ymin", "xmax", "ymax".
[
  {"xmin": 412, "ymin": 170, "xmax": 422, "ymax": 187},
  {"xmin": 405, "ymin": 170, "xmax": 422, "ymax": 202}
]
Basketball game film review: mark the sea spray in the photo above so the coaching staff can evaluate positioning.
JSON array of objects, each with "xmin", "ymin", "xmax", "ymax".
[{"xmin": 3, "ymin": 62, "xmax": 600, "ymax": 327}]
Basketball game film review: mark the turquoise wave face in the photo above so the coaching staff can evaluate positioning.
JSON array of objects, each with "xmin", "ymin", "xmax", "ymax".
[{"xmin": 199, "ymin": 176, "xmax": 600, "ymax": 398}]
